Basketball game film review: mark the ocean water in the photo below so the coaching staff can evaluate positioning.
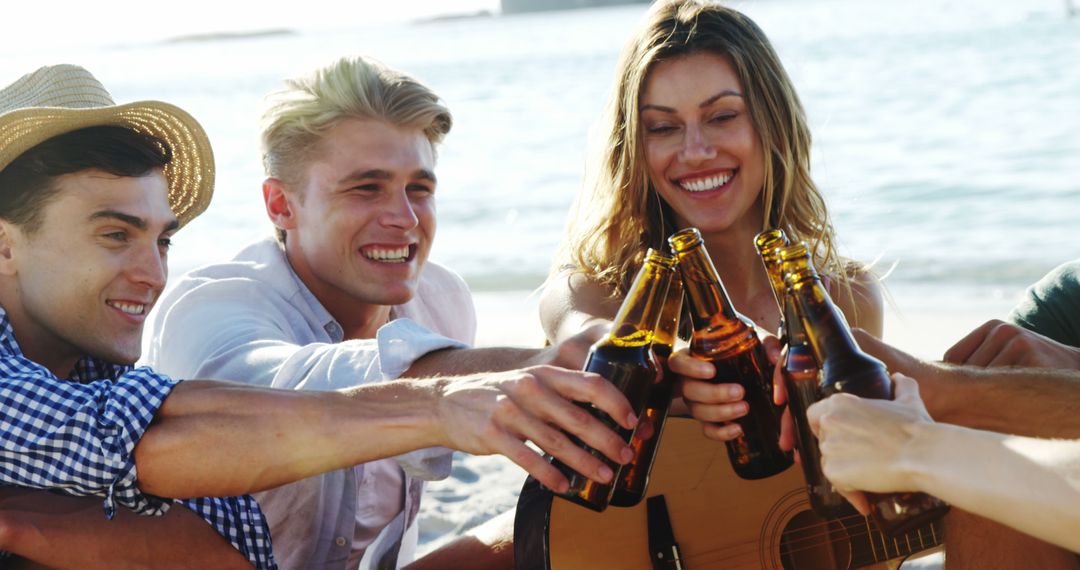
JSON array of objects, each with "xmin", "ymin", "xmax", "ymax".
[{"xmin": 3, "ymin": 0, "xmax": 1078, "ymax": 313}]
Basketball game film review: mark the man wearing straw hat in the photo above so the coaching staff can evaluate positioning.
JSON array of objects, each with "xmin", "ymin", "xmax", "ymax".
[{"xmin": 0, "ymin": 64, "xmax": 635, "ymax": 568}]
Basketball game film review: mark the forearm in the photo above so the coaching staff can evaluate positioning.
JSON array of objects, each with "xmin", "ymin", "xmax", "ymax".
[
  {"xmin": 0, "ymin": 491, "xmax": 251, "ymax": 569},
  {"xmin": 922, "ymin": 365, "xmax": 1080, "ymax": 437},
  {"xmin": 908, "ymin": 422, "xmax": 1080, "ymax": 553},
  {"xmin": 135, "ymin": 379, "xmax": 445, "ymax": 498}
]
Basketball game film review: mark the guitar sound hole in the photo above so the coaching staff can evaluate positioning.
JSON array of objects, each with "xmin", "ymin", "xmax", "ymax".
[{"xmin": 780, "ymin": 510, "xmax": 853, "ymax": 570}]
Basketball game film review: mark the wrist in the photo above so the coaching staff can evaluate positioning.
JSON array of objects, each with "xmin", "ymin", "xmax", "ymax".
[
  {"xmin": 898, "ymin": 420, "xmax": 937, "ymax": 492},
  {"xmin": 914, "ymin": 361, "xmax": 956, "ymax": 421},
  {"xmin": 424, "ymin": 377, "xmax": 457, "ymax": 447}
]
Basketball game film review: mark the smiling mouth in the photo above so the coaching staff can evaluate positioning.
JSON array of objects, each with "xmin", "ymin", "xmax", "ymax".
[
  {"xmin": 107, "ymin": 301, "xmax": 147, "ymax": 315},
  {"xmin": 677, "ymin": 171, "xmax": 734, "ymax": 192},
  {"xmin": 361, "ymin": 244, "xmax": 416, "ymax": 264}
]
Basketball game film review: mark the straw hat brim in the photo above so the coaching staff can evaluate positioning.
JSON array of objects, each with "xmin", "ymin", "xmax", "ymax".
[{"xmin": 0, "ymin": 100, "xmax": 214, "ymax": 228}]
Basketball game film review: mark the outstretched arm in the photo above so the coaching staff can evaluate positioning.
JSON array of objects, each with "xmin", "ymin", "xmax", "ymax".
[
  {"xmin": 135, "ymin": 366, "xmax": 636, "ymax": 499},
  {"xmin": 0, "ymin": 488, "xmax": 252, "ymax": 569},
  {"xmin": 807, "ymin": 374, "xmax": 1080, "ymax": 554},
  {"xmin": 943, "ymin": 319, "xmax": 1080, "ymax": 369},
  {"xmin": 852, "ymin": 329, "xmax": 1080, "ymax": 438}
]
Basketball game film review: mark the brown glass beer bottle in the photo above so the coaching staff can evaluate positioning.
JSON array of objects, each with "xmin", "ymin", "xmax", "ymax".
[
  {"xmin": 552, "ymin": 249, "xmax": 675, "ymax": 512},
  {"xmin": 756, "ymin": 233, "xmax": 850, "ymax": 517},
  {"xmin": 610, "ymin": 271, "xmax": 683, "ymax": 507},
  {"xmin": 668, "ymin": 228, "xmax": 792, "ymax": 480},
  {"xmin": 781, "ymin": 243, "xmax": 950, "ymax": 535}
]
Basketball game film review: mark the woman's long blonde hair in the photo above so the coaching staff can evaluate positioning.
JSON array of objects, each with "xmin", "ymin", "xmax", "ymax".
[{"xmin": 559, "ymin": 0, "xmax": 853, "ymax": 298}]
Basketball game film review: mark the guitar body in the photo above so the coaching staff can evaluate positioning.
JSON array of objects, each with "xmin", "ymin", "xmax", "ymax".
[{"xmin": 515, "ymin": 418, "xmax": 943, "ymax": 570}]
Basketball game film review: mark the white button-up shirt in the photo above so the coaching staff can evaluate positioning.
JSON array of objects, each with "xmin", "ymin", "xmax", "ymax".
[{"xmin": 143, "ymin": 238, "xmax": 476, "ymax": 570}]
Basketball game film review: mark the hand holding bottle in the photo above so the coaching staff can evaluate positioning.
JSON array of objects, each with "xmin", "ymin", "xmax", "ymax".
[
  {"xmin": 806, "ymin": 373, "xmax": 934, "ymax": 515},
  {"xmin": 669, "ymin": 333, "xmax": 783, "ymax": 442}
]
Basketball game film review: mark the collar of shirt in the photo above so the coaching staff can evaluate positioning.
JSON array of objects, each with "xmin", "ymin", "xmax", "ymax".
[{"xmin": 0, "ymin": 306, "xmax": 130, "ymax": 383}]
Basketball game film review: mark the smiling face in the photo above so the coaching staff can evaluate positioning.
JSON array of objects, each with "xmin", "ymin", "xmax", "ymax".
[
  {"xmin": 271, "ymin": 118, "xmax": 436, "ymax": 330},
  {"xmin": 640, "ymin": 51, "xmax": 766, "ymax": 239},
  {"xmin": 0, "ymin": 169, "xmax": 176, "ymax": 375}
]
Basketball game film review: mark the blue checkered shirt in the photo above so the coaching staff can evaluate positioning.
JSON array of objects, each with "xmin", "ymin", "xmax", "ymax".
[{"xmin": 0, "ymin": 309, "xmax": 276, "ymax": 569}]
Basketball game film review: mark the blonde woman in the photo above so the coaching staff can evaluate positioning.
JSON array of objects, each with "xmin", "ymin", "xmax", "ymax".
[{"xmin": 541, "ymin": 0, "xmax": 883, "ymax": 442}]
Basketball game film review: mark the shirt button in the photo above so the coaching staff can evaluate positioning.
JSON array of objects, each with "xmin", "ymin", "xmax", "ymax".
[{"xmin": 335, "ymin": 537, "xmax": 347, "ymax": 547}]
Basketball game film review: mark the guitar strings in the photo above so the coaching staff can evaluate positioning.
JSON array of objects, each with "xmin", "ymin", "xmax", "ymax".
[
  {"xmin": 662, "ymin": 514, "xmax": 942, "ymax": 567},
  {"xmin": 676, "ymin": 526, "xmax": 936, "ymax": 567}
]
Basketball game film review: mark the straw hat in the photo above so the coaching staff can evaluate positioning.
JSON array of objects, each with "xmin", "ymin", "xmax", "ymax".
[{"xmin": 0, "ymin": 64, "xmax": 213, "ymax": 227}]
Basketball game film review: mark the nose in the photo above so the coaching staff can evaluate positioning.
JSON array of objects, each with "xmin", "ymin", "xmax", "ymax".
[
  {"xmin": 379, "ymin": 188, "xmax": 420, "ymax": 231},
  {"xmin": 678, "ymin": 123, "xmax": 717, "ymax": 164},
  {"xmin": 129, "ymin": 240, "xmax": 168, "ymax": 291}
]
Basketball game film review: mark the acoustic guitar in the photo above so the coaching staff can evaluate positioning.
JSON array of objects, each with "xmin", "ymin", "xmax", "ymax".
[{"xmin": 514, "ymin": 417, "xmax": 943, "ymax": 569}]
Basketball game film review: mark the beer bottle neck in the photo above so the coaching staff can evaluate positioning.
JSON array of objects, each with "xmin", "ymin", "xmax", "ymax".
[
  {"xmin": 608, "ymin": 258, "xmax": 675, "ymax": 348},
  {"xmin": 790, "ymin": 275, "xmax": 862, "ymax": 366},
  {"xmin": 674, "ymin": 243, "xmax": 741, "ymax": 330},
  {"xmin": 651, "ymin": 274, "xmax": 683, "ymax": 357},
  {"xmin": 783, "ymin": 292, "xmax": 810, "ymax": 347}
]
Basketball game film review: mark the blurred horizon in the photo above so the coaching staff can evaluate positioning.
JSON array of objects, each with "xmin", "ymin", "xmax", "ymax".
[{"xmin": 0, "ymin": 0, "xmax": 500, "ymax": 54}]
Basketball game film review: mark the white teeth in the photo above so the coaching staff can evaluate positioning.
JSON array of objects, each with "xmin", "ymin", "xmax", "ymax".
[
  {"xmin": 363, "ymin": 246, "xmax": 410, "ymax": 263},
  {"xmin": 679, "ymin": 172, "xmax": 732, "ymax": 192},
  {"xmin": 109, "ymin": 302, "xmax": 145, "ymax": 315}
]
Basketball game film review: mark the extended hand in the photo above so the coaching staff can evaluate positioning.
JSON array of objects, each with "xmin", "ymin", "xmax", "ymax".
[
  {"xmin": 806, "ymin": 374, "xmax": 934, "ymax": 515},
  {"xmin": 670, "ymin": 332, "xmax": 783, "ymax": 442},
  {"xmin": 434, "ymin": 365, "xmax": 636, "ymax": 493},
  {"xmin": 944, "ymin": 319, "xmax": 1080, "ymax": 369}
]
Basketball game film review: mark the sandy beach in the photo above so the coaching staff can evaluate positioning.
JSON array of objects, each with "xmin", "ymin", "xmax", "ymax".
[{"xmin": 416, "ymin": 287, "xmax": 1020, "ymax": 555}]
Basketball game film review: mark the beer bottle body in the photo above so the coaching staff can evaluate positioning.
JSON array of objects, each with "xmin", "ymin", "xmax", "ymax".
[
  {"xmin": 670, "ymin": 227, "xmax": 791, "ymax": 480},
  {"xmin": 555, "ymin": 339, "xmax": 658, "ymax": 511},
  {"xmin": 610, "ymin": 281, "xmax": 682, "ymax": 507},
  {"xmin": 692, "ymin": 319, "xmax": 792, "ymax": 479}
]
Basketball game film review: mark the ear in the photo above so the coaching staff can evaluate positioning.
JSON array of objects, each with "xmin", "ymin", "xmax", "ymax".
[
  {"xmin": 0, "ymin": 220, "xmax": 20, "ymax": 276},
  {"xmin": 263, "ymin": 177, "xmax": 299, "ymax": 233}
]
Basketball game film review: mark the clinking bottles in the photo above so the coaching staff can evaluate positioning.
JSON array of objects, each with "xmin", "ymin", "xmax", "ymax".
[
  {"xmin": 669, "ymin": 228, "xmax": 792, "ymax": 480},
  {"xmin": 551, "ymin": 249, "xmax": 676, "ymax": 512},
  {"xmin": 610, "ymin": 271, "xmax": 683, "ymax": 507},
  {"xmin": 781, "ymin": 243, "xmax": 950, "ymax": 535},
  {"xmin": 756, "ymin": 231, "xmax": 849, "ymax": 517}
]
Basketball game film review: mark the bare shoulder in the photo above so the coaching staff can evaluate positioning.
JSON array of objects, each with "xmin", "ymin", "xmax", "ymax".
[
  {"xmin": 832, "ymin": 263, "xmax": 885, "ymax": 338},
  {"xmin": 538, "ymin": 269, "xmax": 620, "ymax": 343}
]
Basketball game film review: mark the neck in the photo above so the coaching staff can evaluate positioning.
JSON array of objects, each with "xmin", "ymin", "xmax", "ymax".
[
  {"xmin": 0, "ymin": 294, "xmax": 80, "ymax": 377},
  {"xmin": 338, "ymin": 305, "xmax": 392, "ymax": 340},
  {"xmin": 282, "ymin": 246, "xmax": 391, "ymax": 341}
]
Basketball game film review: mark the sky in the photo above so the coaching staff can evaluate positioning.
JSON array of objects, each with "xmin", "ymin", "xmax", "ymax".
[{"xmin": 2, "ymin": 0, "xmax": 500, "ymax": 51}]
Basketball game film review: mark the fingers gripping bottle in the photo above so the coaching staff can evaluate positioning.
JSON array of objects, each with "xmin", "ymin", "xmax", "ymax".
[{"xmin": 552, "ymin": 249, "xmax": 675, "ymax": 511}]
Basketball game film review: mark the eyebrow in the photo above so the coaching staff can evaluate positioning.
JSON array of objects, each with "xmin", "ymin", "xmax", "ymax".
[
  {"xmin": 340, "ymin": 169, "xmax": 438, "ymax": 185},
  {"xmin": 89, "ymin": 210, "xmax": 180, "ymax": 233},
  {"xmin": 640, "ymin": 89, "xmax": 743, "ymax": 113}
]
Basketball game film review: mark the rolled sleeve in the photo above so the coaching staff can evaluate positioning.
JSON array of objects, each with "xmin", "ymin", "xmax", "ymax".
[
  {"xmin": 375, "ymin": 318, "xmax": 468, "ymax": 379},
  {"xmin": 0, "ymin": 365, "xmax": 178, "ymax": 517}
]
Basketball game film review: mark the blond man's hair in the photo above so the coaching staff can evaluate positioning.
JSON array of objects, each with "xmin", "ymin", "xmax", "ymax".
[{"xmin": 261, "ymin": 56, "xmax": 452, "ymax": 239}]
